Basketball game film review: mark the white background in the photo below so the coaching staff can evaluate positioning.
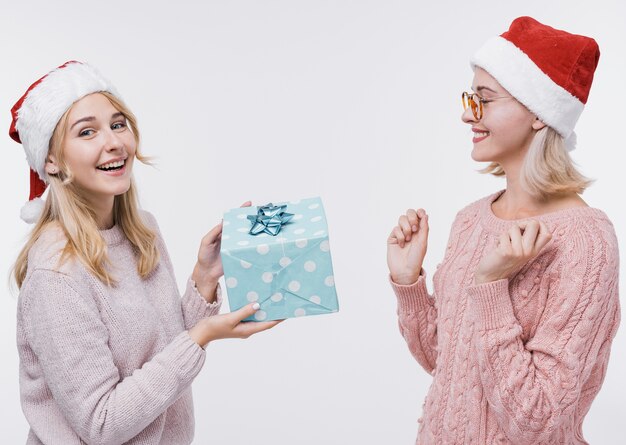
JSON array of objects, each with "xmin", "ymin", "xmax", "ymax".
[{"xmin": 1, "ymin": 1, "xmax": 624, "ymax": 443}]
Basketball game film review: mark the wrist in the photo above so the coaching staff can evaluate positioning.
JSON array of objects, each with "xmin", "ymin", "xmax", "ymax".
[
  {"xmin": 473, "ymin": 273, "xmax": 502, "ymax": 285},
  {"xmin": 391, "ymin": 269, "xmax": 422, "ymax": 286},
  {"xmin": 192, "ymin": 264, "xmax": 220, "ymax": 303},
  {"xmin": 189, "ymin": 318, "xmax": 214, "ymax": 347}
]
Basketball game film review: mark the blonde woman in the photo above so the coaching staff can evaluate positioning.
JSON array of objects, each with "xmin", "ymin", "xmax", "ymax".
[
  {"xmin": 387, "ymin": 17, "xmax": 620, "ymax": 444},
  {"xmin": 12, "ymin": 61, "xmax": 279, "ymax": 444}
]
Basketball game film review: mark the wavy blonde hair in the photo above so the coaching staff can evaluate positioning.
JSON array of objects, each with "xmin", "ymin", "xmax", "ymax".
[
  {"xmin": 13, "ymin": 91, "xmax": 159, "ymax": 288},
  {"xmin": 480, "ymin": 126, "xmax": 593, "ymax": 199}
]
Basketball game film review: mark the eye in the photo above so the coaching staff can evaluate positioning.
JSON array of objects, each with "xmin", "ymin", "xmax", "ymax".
[
  {"xmin": 79, "ymin": 129, "xmax": 95, "ymax": 137},
  {"xmin": 111, "ymin": 121, "xmax": 127, "ymax": 131}
]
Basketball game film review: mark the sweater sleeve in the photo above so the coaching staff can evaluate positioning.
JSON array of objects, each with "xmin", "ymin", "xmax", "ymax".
[
  {"xmin": 141, "ymin": 211, "xmax": 223, "ymax": 329},
  {"xmin": 181, "ymin": 277, "xmax": 222, "ymax": 329},
  {"xmin": 391, "ymin": 269, "xmax": 438, "ymax": 374},
  {"xmin": 20, "ymin": 269, "xmax": 206, "ymax": 445},
  {"xmin": 467, "ymin": 230, "xmax": 620, "ymax": 444}
]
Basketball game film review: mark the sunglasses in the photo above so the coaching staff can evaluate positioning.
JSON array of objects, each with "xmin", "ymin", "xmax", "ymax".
[{"xmin": 461, "ymin": 91, "xmax": 511, "ymax": 120}]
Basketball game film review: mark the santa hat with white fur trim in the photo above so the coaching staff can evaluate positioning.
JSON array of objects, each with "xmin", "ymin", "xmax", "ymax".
[
  {"xmin": 9, "ymin": 61, "xmax": 120, "ymax": 223},
  {"xmin": 470, "ymin": 16, "xmax": 600, "ymax": 151}
]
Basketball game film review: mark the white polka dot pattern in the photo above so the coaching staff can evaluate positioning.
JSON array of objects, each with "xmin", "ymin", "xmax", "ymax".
[{"xmin": 220, "ymin": 197, "xmax": 339, "ymax": 322}]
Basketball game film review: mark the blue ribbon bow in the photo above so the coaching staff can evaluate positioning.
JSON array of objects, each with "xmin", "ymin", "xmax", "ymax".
[{"xmin": 247, "ymin": 203, "xmax": 294, "ymax": 236}]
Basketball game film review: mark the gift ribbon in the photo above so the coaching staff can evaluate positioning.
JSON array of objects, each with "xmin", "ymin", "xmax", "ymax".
[{"xmin": 247, "ymin": 203, "xmax": 294, "ymax": 236}]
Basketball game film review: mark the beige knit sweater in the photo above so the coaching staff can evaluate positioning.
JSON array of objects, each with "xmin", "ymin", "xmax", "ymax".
[{"xmin": 17, "ymin": 211, "xmax": 221, "ymax": 444}]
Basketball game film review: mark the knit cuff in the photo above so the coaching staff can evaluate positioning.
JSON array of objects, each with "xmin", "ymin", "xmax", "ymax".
[
  {"xmin": 167, "ymin": 331, "xmax": 206, "ymax": 380},
  {"xmin": 389, "ymin": 269, "xmax": 434, "ymax": 314},
  {"xmin": 467, "ymin": 279, "xmax": 517, "ymax": 330},
  {"xmin": 185, "ymin": 277, "xmax": 222, "ymax": 315}
]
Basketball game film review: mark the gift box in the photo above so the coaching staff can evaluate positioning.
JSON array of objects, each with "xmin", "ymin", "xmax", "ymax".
[{"xmin": 220, "ymin": 197, "xmax": 339, "ymax": 321}]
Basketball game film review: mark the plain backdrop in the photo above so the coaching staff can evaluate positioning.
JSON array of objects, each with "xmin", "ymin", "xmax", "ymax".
[{"xmin": 1, "ymin": 1, "xmax": 624, "ymax": 443}]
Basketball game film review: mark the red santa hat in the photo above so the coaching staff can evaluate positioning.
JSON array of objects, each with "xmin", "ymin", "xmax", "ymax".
[
  {"xmin": 470, "ymin": 16, "xmax": 600, "ymax": 151},
  {"xmin": 9, "ymin": 61, "xmax": 120, "ymax": 223}
]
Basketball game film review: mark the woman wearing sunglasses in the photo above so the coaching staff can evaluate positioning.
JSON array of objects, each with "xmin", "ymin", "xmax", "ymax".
[
  {"xmin": 11, "ymin": 62, "xmax": 280, "ymax": 444},
  {"xmin": 387, "ymin": 17, "xmax": 620, "ymax": 444}
]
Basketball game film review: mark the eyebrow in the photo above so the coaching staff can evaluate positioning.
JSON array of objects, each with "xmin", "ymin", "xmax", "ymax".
[
  {"xmin": 70, "ymin": 112, "xmax": 125, "ymax": 130},
  {"xmin": 474, "ymin": 85, "xmax": 498, "ymax": 94}
]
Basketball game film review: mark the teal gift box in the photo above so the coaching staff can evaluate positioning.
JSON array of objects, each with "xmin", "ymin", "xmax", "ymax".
[{"xmin": 220, "ymin": 197, "xmax": 339, "ymax": 321}]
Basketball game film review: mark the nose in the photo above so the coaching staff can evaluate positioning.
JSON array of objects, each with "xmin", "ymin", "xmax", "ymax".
[
  {"xmin": 102, "ymin": 128, "xmax": 125, "ymax": 152},
  {"xmin": 461, "ymin": 106, "xmax": 478, "ymax": 125}
]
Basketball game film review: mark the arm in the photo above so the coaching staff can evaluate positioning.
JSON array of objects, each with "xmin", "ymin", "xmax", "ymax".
[
  {"xmin": 388, "ymin": 205, "xmax": 475, "ymax": 374},
  {"xmin": 391, "ymin": 269, "xmax": 438, "ymax": 374},
  {"xmin": 141, "ymin": 211, "xmax": 222, "ymax": 329},
  {"xmin": 20, "ymin": 269, "xmax": 205, "ymax": 445},
  {"xmin": 467, "ymin": 233, "xmax": 620, "ymax": 444}
]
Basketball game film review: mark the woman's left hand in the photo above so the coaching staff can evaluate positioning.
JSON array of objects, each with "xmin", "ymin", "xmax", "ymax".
[
  {"xmin": 474, "ymin": 220, "xmax": 552, "ymax": 285},
  {"xmin": 192, "ymin": 201, "xmax": 252, "ymax": 301}
]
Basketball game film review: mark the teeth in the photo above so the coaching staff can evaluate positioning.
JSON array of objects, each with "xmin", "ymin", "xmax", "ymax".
[
  {"xmin": 97, "ymin": 160, "xmax": 125, "ymax": 170},
  {"xmin": 474, "ymin": 131, "xmax": 489, "ymax": 137}
]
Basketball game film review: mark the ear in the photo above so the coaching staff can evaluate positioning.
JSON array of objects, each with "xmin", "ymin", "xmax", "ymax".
[
  {"xmin": 45, "ymin": 155, "xmax": 59, "ymax": 175},
  {"xmin": 532, "ymin": 117, "xmax": 547, "ymax": 131}
]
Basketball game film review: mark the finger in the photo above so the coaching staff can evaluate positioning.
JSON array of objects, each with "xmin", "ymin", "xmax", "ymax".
[
  {"xmin": 392, "ymin": 226, "xmax": 406, "ymax": 248},
  {"xmin": 519, "ymin": 220, "xmax": 540, "ymax": 254},
  {"xmin": 416, "ymin": 208, "xmax": 426, "ymax": 219},
  {"xmin": 240, "ymin": 201, "xmax": 252, "ymax": 208},
  {"xmin": 534, "ymin": 221, "xmax": 552, "ymax": 252},
  {"xmin": 416, "ymin": 213, "xmax": 429, "ymax": 245},
  {"xmin": 236, "ymin": 319, "xmax": 282, "ymax": 337},
  {"xmin": 508, "ymin": 224, "xmax": 524, "ymax": 256},
  {"xmin": 228, "ymin": 302, "xmax": 261, "ymax": 324},
  {"xmin": 387, "ymin": 229, "xmax": 399, "ymax": 245},
  {"xmin": 398, "ymin": 215, "xmax": 413, "ymax": 241},
  {"xmin": 498, "ymin": 232, "xmax": 511, "ymax": 254},
  {"xmin": 204, "ymin": 221, "xmax": 223, "ymax": 242},
  {"xmin": 406, "ymin": 209, "xmax": 419, "ymax": 231}
]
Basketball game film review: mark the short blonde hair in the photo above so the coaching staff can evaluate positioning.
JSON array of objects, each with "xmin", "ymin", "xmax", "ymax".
[
  {"xmin": 13, "ymin": 92, "xmax": 159, "ymax": 288},
  {"xmin": 479, "ymin": 127, "xmax": 593, "ymax": 199}
]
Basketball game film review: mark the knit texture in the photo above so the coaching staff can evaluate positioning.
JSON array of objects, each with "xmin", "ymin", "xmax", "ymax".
[
  {"xmin": 17, "ymin": 211, "xmax": 221, "ymax": 445},
  {"xmin": 392, "ymin": 190, "xmax": 620, "ymax": 444}
]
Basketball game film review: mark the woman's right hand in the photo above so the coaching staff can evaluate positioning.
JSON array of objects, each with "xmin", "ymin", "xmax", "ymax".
[
  {"xmin": 387, "ymin": 208, "xmax": 429, "ymax": 285},
  {"xmin": 188, "ymin": 303, "xmax": 282, "ymax": 348}
]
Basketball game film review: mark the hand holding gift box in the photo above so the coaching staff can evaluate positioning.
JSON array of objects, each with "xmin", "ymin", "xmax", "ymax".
[{"xmin": 220, "ymin": 197, "xmax": 339, "ymax": 321}]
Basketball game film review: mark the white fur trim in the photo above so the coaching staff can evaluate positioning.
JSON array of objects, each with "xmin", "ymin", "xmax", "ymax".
[
  {"xmin": 15, "ymin": 62, "xmax": 120, "ymax": 181},
  {"xmin": 565, "ymin": 131, "xmax": 577, "ymax": 152},
  {"xmin": 470, "ymin": 36, "xmax": 583, "ymax": 139},
  {"xmin": 20, "ymin": 197, "xmax": 45, "ymax": 224}
]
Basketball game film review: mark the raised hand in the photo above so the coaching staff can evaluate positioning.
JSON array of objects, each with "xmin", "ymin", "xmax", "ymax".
[
  {"xmin": 474, "ymin": 220, "xmax": 552, "ymax": 285},
  {"xmin": 387, "ymin": 208, "xmax": 429, "ymax": 285},
  {"xmin": 192, "ymin": 201, "xmax": 252, "ymax": 301}
]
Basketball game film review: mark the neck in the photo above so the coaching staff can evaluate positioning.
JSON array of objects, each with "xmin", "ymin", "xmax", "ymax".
[
  {"xmin": 90, "ymin": 197, "xmax": 116, "ymax": 230},
  {"xmin": 494, "ymin": 163, "xmax": 548, "ymax": 220}
]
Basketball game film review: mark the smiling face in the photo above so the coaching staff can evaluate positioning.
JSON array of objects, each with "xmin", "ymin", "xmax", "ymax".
[
  {"xmin": 462, "ymin": 68, "xmax": 543, "ymax": 167},
  {"xmin": 48, "ymin": 93, "xmax": 136, "ymax": 210}
]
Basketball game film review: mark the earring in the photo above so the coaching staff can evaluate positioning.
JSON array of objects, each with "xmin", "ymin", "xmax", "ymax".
[{"xmin": 50, "ymin": 167, "xmax": 58, "ymax": 174}]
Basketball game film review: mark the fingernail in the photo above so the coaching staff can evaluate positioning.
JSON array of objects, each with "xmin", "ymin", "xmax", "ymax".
[
  {"xmin": 252, "ymin": 303, "xmax": 260, "ymax": 310},
  {"xmin": 412, "ymin": 225, "xmax": 418, "ymax": 232}
]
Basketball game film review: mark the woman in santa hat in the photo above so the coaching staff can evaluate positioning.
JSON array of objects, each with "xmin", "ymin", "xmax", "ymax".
[
  {"xmin": 386, "ymin": 17, "xmax": 620, "ymax": 444},
  {"xmin": 11, "ymin": 61, "xmax": 280, "ymax": 444}
]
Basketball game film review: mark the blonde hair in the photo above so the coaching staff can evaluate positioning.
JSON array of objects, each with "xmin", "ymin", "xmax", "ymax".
[
  {"xmin": 13, "ymin": 91, "xmax": 159, "ymax": 288},
  {"xmin": 479, "ymin": 126, "xmax": 593, "ymax": 199}
]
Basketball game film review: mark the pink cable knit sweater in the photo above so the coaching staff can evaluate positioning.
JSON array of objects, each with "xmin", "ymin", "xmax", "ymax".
[
  {"xmin": 17, "ymin": 211, "xmax": 221, "ymax": 445},
  {"xmin": 392, "ymin": 190, "xmax": 620, "ymax": 444}
]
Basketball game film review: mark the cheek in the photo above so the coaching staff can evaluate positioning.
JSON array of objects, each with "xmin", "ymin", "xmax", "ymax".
[{"xmin": 485, "ymin": 108, "xmax": 533, "ymax": 141}]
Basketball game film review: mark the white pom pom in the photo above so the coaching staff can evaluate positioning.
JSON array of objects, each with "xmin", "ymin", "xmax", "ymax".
[
  {"xmin": 565, "ymin": 131, "xmax": 577, "ymax": 152},
  {"xmin": 20, "ymin": 198, "xmax": 45, "ymax": 224}
]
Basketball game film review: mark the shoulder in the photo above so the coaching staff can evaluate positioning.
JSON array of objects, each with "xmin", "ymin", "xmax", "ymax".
[
  {"xmin": 27, "ymin": 223, "xmax": 68, "ymax": 272},
  {"xmin": 552, "ymin": 209, "xmax": 619, "ymax": 275},
  {"xmin": 138, "ymin": 209, "xmax": 159, "ymax": 231}
]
